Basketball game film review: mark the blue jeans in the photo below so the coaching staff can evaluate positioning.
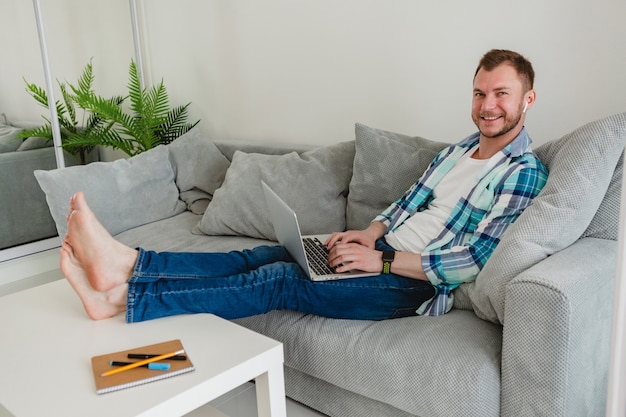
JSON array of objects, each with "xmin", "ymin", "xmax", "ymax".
[{"xmin": 126, "ymin": 240, "xmax": 435, "ymax": 323}]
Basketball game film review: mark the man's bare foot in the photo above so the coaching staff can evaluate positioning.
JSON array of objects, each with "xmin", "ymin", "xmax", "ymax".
[
  {"xmin": 60, "ymin": 241, "xmax": 127, "ymax": 320},
  {"xmin": 65, "ymin": 192, "xmax": 138, "ymax": 292}
]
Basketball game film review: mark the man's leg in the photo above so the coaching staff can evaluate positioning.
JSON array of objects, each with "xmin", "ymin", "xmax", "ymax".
[
  {"xmin": 64, "ymin": 237, "xmax": 434, "ymax": 323},
  {"xmin": 127, "ymin": 250, "xmax": 435, "ymax": 322}
]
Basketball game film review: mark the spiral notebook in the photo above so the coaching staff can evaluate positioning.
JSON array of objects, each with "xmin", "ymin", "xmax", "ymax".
[{"xmin": 91, "ymin": 339, "xmax": 195, "ymax": 394}]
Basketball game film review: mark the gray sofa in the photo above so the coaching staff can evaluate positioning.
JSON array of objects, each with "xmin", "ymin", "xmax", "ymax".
[
  {"xmin": 35, "ymin": 112, "xmax": 625, "ymax": 416},
  {"xmin": 0, "ymin": 120, "xmax": 77, "ymax": 250}
]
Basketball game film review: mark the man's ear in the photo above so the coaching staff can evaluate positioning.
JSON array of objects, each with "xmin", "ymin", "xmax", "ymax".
[{"xmin": 524, "ymin": 89, "xmax": 537, "ymax": 113}]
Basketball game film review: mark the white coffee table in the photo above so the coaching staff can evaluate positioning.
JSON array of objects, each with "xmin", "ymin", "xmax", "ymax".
[{"xmin": 0, "ymin": 279, "xmax": 286, "ymax": 417}]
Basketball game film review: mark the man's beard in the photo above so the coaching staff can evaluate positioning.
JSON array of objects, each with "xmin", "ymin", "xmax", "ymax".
[{"xmin": 473, "ymin": 104, "xmax": 524, "ymax": 139}]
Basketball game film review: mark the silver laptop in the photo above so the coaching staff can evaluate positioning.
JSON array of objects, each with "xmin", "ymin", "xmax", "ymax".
[{"xmin": 261, "ymin": 181, "xmax": 378, "ymax": 281}]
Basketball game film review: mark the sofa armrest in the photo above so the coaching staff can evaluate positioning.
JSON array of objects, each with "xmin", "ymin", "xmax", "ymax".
[{"xmin": 500, "ymin": 237, "xmax": 616, "ymax": 417}]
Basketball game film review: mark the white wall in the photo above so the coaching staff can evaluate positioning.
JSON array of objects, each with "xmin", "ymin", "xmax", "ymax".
[
  {"xmin": 2, "ymin": 0, "xmax": 625, "ymax": 149},
  {"xmin": 2, "ymin": 1, "xmax": 134, "ymax": 120}
]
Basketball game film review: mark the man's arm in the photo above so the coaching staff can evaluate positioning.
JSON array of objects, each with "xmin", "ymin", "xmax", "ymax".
[{"xmin": 421, "ymin": 162, "xmax": 548, "ymax": 286}]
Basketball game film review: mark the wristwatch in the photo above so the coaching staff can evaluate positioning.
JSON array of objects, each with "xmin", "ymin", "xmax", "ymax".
[{"xmin": 382, "ymin": 250, "xmax": 395, "ymax": 274}]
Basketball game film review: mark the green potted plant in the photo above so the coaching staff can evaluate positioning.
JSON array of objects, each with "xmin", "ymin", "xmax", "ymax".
[{"xmin": 20, "ymin": 59, "xmax": 199, "ymax": 162}]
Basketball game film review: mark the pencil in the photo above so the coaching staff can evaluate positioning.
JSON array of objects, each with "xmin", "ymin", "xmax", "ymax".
[{"xmin": 101, "ymin": 349, "xmax": 185, "ymax": 377}]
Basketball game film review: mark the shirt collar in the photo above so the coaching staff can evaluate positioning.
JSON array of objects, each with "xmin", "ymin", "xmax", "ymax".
[{"xmin": 458, "ymin": 126, "xmax": 533, "ymax": 158}]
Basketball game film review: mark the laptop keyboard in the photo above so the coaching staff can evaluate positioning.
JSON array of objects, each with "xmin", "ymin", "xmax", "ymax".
[{"xmin": 303, "ymin": 237, "xmax": 335, "ymax": 275}]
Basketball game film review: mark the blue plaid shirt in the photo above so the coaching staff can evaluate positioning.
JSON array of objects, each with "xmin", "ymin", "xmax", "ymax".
[{"xmin": 374, "ymin": 127, "xmax": 548, "ymax": 316}]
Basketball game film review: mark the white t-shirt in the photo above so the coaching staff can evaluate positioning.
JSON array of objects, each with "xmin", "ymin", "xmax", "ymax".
[{"xmin": 385, "ymin": 146, "xmax": 489, "ymax": 253}]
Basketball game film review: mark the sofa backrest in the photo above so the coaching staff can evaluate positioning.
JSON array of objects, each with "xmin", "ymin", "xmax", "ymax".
[{"xmin": 214, "ymin": 139, "xmax": 316, "ymax": 161}]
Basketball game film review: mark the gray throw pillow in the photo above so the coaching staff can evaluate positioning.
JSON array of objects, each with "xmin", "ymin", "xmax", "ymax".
[
  {"xmin": 456, "ymin": 112, "xmax": 626, "ymax": 324},
  {"xmin": 195, "ymin": 141, "xmax": 355, "ymax": 240},
  {"xmin": 0, "ymin": 124, "xmax": 22, "ymax": 153},
  {"xmin": 167, "ymin": 127, "xmax": 231, "ymax": 214},
  {"xmin": 17, "ymin": 136, "xmax": 52, "ymax": 151},
  {"xmin": 35, "ymin": 145, "xmax": 186, "ymax": 238},
  {"xmin": 346, "ymin": 123, "xmax": 449, "ymax": 230}
]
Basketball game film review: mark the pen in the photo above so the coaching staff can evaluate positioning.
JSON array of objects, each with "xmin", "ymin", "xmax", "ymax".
[
  {"xmin": 110, "ymin": 361, "xmax": 171, "ymax": 371},
  {"xmin": 101, "ymin": 349, "xmax": 185, "ymax": 377},
  {"xmin": 127, "ymin": 353, "xmax": 187, "ymax": 360}
]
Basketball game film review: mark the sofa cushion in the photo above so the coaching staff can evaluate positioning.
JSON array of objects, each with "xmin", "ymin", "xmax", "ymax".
[
  {"xmin": 35, "ymin": 145, "xmax": 186, "ymax": 238},
  {"xmin": 195, "ymin": 141, "xmax": 355, "ymax": 240},
  {"xmin": 167, "ymin": 127, "xmax": 231, "ymax": 214},
  {"xmin": 0, "ymin": 124, "xmax": 22, "ymax": 153},
  {"xmin": 114, "ymin": 211, "xmax": 275, "ymax": 253},
  {"xmin": 235, "ymin": 309, "xmax": 502, "ymax": 417},
  {"xmin": 456, "ymin": 112, "xmax": 626, "ymax": 324},
  {"xmin": 346, "ymin": 123, "xmax": 449, "ymax": 230}
]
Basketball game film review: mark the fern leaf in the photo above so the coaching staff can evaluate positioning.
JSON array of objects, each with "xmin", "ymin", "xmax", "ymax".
[
  {"xmin": 59, "ymin": 83, "xmax": 78, "ymax": 131},
  {"xmin": 24, "ymin": 80, "xmax": 49, "ymax": 108},
  {"xmin": 155, "ymin": 103, "xmax": 198, "ymax": 144},
  {"xmin": 76, "ymin": 59, "xmax": 95, "ymax": 96},
  {"xmin": 16, "ymin": 125, "xmax": 53, "ymax": 140},
  {"xmin": 127, "ymin": 60, "xmax": 145, "ymax": 119}
]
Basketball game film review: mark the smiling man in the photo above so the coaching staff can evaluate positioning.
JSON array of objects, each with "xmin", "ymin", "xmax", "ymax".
[
  {"xmin": 325, "ymin": 49, "xmax": 547, "ymax": 315},
  {"xmin": 471, "ymin": 50, "xmax": 537, "ymax": 157},
  {"xmin": 61, "ymin": 49, "xmax": 548, "ymax": 323}
]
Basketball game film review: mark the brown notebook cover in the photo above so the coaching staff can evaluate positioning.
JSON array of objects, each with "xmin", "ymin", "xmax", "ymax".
[{"xmin": 91, "ymin": 339, "xmax": 195, "ymax": 394}]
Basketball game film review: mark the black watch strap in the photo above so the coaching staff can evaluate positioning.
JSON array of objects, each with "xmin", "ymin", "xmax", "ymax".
[{"xmin": 382, "ymin": 250, "xmax": 395, "ymax": 274}]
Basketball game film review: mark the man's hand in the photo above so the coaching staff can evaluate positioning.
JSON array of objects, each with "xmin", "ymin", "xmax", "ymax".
[
  {"xmin": 323, "ymin": 221, "xmax": 387, "ymax": 273},
  {"xmin": 324, "ymin": 221, "xmax": 386, "ymax": 249},
  {"xmin": 327, "ymin": 242, "xmax": 383, "ymax": 273}
]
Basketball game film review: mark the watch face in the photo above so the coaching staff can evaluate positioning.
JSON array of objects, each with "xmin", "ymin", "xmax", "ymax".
[{"xmin": 383, "ymin": 250, "xmax": 395, "ymax": 262}]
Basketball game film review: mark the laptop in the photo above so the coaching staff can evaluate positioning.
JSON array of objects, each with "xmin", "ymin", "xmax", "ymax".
[{"xmin": 261, "ymin": 181, "xmax": 378, "ymax": 281}]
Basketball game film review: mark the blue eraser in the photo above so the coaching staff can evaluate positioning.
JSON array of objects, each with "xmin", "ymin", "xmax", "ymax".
[{"xmin": 148, "ymin": 362, "xmax": 171, "ymax": 371}]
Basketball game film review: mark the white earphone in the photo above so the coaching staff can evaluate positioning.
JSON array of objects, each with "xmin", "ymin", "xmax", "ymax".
[{"xmin": 522, "ymin": 100, "xmax": 529, "ymax": 114}]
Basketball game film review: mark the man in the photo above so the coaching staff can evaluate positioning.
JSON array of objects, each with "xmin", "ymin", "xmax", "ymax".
[{"xmin": 61, "ymin": 49, "xmax": 548, "ymax": 323}]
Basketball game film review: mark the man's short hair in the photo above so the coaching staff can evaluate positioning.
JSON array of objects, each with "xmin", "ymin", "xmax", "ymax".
[{"xmin": 475, "ymin": 49, "xmax": 535, "ymax": 92}]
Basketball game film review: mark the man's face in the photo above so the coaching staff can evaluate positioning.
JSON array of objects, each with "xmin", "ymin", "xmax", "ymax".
[{"xmin": 472, "ymin": 64, "xmax": 530, "ymax": 141}]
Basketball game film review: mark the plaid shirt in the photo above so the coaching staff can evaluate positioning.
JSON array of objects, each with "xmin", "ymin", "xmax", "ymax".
[{"xmin": 374, "ymin": 127, "xmax": 548, "ymax": 316}]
